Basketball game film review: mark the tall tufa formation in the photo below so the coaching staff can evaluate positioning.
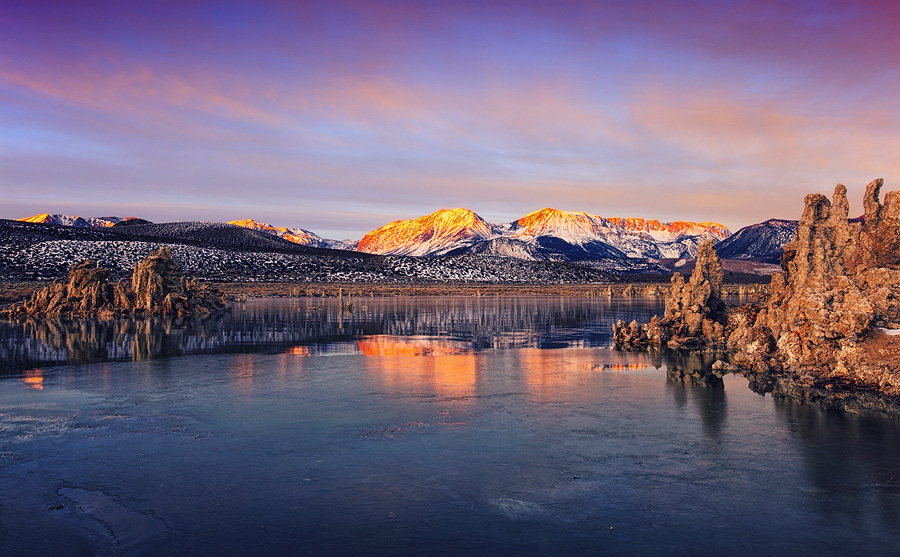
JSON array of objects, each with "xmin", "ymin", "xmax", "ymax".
[
  {"xmin": 132, "ymin": 248, "xmax": 191, "ymax": 313},
  {"xmin": 0, "ymin": 248, "xmax": 227, "ymax": 319},
  {"xmin": 730, "ymin": 181, "xmax": 900, "ymax": 385},
  {"xmin": 614, "ymin": 239, "xmax": 727, "ymax": 350}
]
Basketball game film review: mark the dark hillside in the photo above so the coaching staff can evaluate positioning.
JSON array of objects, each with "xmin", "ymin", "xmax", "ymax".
[{"xmin": 715, "ymin": 219, "xmax": 798, "ymax": 263}]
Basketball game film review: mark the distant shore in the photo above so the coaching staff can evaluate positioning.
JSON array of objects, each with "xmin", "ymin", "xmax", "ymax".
[{"xmin": 0, "ymin": 278, "xmax": 771, "ymax": 305}]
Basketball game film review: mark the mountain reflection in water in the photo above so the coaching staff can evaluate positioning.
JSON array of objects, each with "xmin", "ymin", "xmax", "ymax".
[{"xmin": 0, "ymin": 296, "xmax": 664, "ymax": 373}]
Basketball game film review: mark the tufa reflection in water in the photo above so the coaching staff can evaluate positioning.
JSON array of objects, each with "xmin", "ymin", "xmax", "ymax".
[
  {"xmin": 774, "ymin": 397, "xmax": 900, "ymax": 520},
  {"xmin": 0, "ymin": 296, "xmax": 664, "ymax": 373}
]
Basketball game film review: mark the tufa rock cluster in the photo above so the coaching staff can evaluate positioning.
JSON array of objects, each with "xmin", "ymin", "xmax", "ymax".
[
  {"xmin": 615, "ymin": 179, "xmax": 900, "ymax": 414},
  {"xmin": 613, "ymin": 240, "xmax": 726, "ymax": 350},
  {"xmin": 733, "ymin": 179, "xmax": 900, "ymax": 407},
  {"xmin": 616, "ymin": 179, "xmax": 900, "ymax": 413},
  {"xmin": 0, "ymin": 248, "xmax": 227, "ymax": 319}
]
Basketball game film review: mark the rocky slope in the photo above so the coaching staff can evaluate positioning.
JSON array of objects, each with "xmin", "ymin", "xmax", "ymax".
[
  {"xmin": 615, "ymin": 179, "xmax": 900, "ymax": 416},
  {"xmin": 110, "ymin": 221, "xmax": 326, "ymax": 253}
]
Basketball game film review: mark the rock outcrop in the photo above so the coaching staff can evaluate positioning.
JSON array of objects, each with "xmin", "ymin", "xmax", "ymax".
[
  {"xmin": 616, "ymin": 179, "xmax": 900, "ymax": 415},
  {"xmin": 613, "ymin": 239, "xmax": 726, "ymax": 350},
  {"xmin": 731, "ymin": 180, "xmax": 900, "ymax": 409},
  {"xmin": 0, "ymin": 248, "xmax": 227, "ymax": 319}
]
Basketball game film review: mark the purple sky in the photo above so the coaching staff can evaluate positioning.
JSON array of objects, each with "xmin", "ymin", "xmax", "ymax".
[{"xmin": 2, "ymin": 1, "xmax": 899, "ymax": 239}]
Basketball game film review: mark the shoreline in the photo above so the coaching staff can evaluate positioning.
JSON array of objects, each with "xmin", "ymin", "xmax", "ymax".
[
  {"xmin": 1, "ymin": 279, "xmax": 768, "ymax": 303},
  {"xmin": 187, "ymin": 279, "xmax": 772, "ymax": 301}
]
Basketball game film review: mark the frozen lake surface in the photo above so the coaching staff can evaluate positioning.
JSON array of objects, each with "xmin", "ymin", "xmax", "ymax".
[{"xmin": 1, "ymin": 297, "xmax": 899, "ymax": 555}]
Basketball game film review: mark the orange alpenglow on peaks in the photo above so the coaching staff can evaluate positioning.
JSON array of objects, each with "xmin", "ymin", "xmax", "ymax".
[
  {"xmin": 357, "ymin": 208, "xmax": 497, "ymax": 256},
  {"xmin": 355, "ymin": 206, "xmax": 731, "ymax": 259},
  {"xmin": 227, "ymin": 219, "xmax": 318, "ymax": 245},
  {"xmin": 604, "ymin": 217, "xmax": 729, "ymax": 237},
  {"xmin": 514, "ymin": 208, "xmax": 607, "ymax": 237},
  {"xmin": 17, "ymin": 214, "xmax": 117, "ymax": 227},
  {"xmin": 228, "ymin": 219, "xmax": 280, "ymax": 232},
  {"xmin": 18, "ymin": 213, "xmax": 55, "ymax": 224},
  {"xmin": 513, "ymin": 208, "xmax": 729, "ymax": 240}
]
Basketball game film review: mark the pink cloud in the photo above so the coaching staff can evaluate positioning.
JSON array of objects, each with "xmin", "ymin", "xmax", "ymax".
[
  {"xmin": 630, "ymin": 84, "xmax": 900, "ymax": 175},
  {"xmin": 0, "ymin": 65, "xmax": 284, "ymax": 127}
]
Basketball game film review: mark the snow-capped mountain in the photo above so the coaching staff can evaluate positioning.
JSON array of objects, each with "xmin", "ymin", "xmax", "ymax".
[
  {"xmin": 18, "ymin": 213, "xmax": 122, "ymax": 228},
  {"xmin": 16, "ymin": 207, "xmax": 735, "ymax": 263},
  {"xmin": 715, "ymin": 219, "xmax": 798, "ymax": 263},
  {"xmin": 510, "ymin": 208, "xmax": 729, "ymax": 259},
  {"xmin": 358, "ymin": 207, "xmax": 730, "ymax": 260},
  {"xmin": 227, "ymin": 219, "xmax": 357, "ymax": 250},
  {"xmin": 17, "ymin": 214, "xmax": 150, "ymax": 228},
  {"xmin": 227, "ymin": 219, "xmax": 334, "ymax": 248},
  {"xmin": 357, "ymin": 208, "xmax": 501, "ymax": 256}
]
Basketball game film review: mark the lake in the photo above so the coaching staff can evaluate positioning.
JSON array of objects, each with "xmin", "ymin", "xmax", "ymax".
[{"xmin": 1, "ymin": 296, "xmax": 899, "ymax": 556}]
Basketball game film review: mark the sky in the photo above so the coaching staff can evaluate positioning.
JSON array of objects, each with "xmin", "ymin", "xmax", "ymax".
[{"xmin": 2, "ymin": 0, "xmax": 899, "ymax": 240}]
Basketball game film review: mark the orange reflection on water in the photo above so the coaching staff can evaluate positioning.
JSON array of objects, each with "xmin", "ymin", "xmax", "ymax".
[
  {"xmin": 22, "ymin": 369, "xmax": 44, "ymax": 390},
  {"xmin": 589, "ymin": 364, "xmax": 648, "ymax": 371},
  {"xmin": 229, "ymin": 354, "xmax": 255, "ymax": 393},
  {"xmin": 359, "ymin": 337, "xmax": 477, "ymax": 399},
  {"xmin": 287, "ymin": 346, "xmax": 311, "ymax": 356},
  {"xmin": 520, "ymin": 348, "xmax": 579, "ymax": 395},
  {"xmin": 520, "ymin": 349, "xmax": 659, "ymax": 399},
  {"xmin": 358, "ymin": 336, "xmax": 468, "ymax": 356}
]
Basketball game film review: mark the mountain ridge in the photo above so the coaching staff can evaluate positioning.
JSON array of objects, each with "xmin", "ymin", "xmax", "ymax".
[
  {"xmin": 18, "ymin": 213, "xmax": 124, "ymax": 228},
  {"xmin": 357, "ymin": 207, "xmax": 731, "ymax": 261},
  {"xmin": 227, "ymin": 218, "xmax": 335, "ymax": 249},
  {"xmin": 19, "ymin": 208, "xmax": 802, "ymax": 265}
]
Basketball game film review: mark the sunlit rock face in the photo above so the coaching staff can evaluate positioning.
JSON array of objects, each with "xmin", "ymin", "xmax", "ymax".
[
  {"xmin": 514, "ymin": 208, "xmax": 729, "ymax": 241},
  {"xmin": 514, "ymin": 208, "xmax": 609, "ymax": 239},
  {"xmin": 512, "ymin": 208, "xmax": 730, "ymax": 259},
  {"xmin": 357, "ymin": 208, "xmax": 499, "ymax": 256},
  {"xmin": 0, "ymin": 248, "xmax": 226, "ymax": 319}
]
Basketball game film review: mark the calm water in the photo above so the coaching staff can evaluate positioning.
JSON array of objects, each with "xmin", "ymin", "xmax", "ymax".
[{"xmin": 1, "ymin": 297, "xmax": 899, "ymax": 556}]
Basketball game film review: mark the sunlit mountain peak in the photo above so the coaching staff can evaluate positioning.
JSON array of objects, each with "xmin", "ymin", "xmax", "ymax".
[
  {"xmin": 357, "ymin": 208, "xmax": 499, "ymax": 256},
  {"xmin": 514, "ymin": 208, "xmax": 604, "ymax": 237}
]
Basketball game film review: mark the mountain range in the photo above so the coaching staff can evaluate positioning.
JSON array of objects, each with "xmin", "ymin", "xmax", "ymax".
[
  {"xmin": 18, "ymin": 213, "xmax": 137, "ymax": 228},
  {"xmin": 17, "ymin": 208, "xmax": 739, "ymax": 263},
  {"xmin": 4, "ymin": 208, "xmax": 802, "ymax": 283}
]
